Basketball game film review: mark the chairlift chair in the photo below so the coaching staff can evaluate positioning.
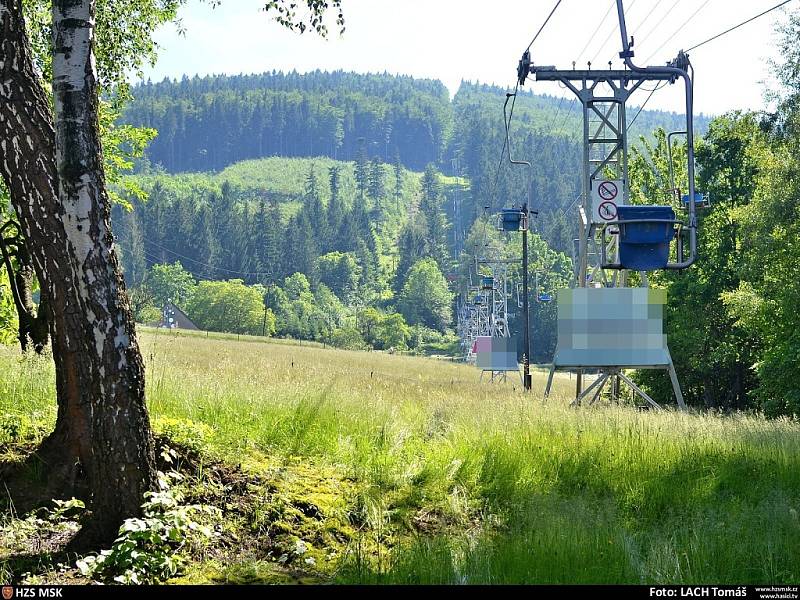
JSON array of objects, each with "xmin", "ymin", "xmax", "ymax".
[{"xmin": 498, "ymin": 208, "xmax": 524, "ymax": 232}]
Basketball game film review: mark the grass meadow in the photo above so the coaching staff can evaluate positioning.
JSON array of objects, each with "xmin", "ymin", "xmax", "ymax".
[{"xmin": 1, "ymin": 328, "xmax": 799, "ymax": 584}]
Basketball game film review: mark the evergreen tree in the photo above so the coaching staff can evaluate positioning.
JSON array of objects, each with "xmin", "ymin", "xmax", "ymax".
[
  {"xmin": 253, "ymin": 199, "xmax": 271, "ymax": 283},
  {"xmin": 419, "ymin": 164, "xmax": 450, "ymax": 272},
  {"xmin": 288, "ymin": 212, "xmax": 319, "ymax": 286},
  {"xmin": 231, "ymin": 202, "xmax": 254, "ymax": 281},
  {"xmin": 302, "ymin": 164, "xmax": 326, "ymax": 249},
  {"xmin": 264, "ymin": 202, "xmax": 283, "ymax": 281},
  {"xmin": 336, "ymin": 209, "xmax": 360, "ymax": 254},
  {"xmin": 143, "ymin": 181, "xmax": 168, "ymax": 260},
  {"xmin": 368, "ymin": 157, "xmax": 384, "ymax": 201},
  {"xmin": 355, "ymin": 237, "xmax": 378, "ymax": 294},
  {"xmin": 394, "ymin": 215, "xmax": 429, "ymax": 294},
  {"xmin": 326, "ymin": 165, "xmax": 344, "ymax": 252},
  {"xmin": 546, "ymin": 210, "xmax": 574, "ymax": 258},
  {"xmin": 122, "ymin": 208, "xmax": 147, "ymax": 286},
  {"xmin": 354, "ymin": 140, "xmax": 368, "ymax": 201},
  {"xmin": 191, "ymin": 203, "xmax": 222, "ymax": 280},
  {"xmin": 393, "ymin": 151, "xmax": 403, "ymax": 208}
]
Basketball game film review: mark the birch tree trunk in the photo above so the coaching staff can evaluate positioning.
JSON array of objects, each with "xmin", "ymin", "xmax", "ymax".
[{"xmin": 0, "ymin": 0, "xmax": 155, "ymax": 544}]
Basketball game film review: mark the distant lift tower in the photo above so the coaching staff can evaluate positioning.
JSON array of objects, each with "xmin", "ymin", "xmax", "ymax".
[
  {"xmin": 475, "ymin": 262, "xmax": 522, "ymax": 384},
  {"xmin": 457, "ymin": 245, "xmax": 522, "ymax": 383},
  {"xmin": 517, "ymin": 0, "xmax": 700, "ymax": 409}
]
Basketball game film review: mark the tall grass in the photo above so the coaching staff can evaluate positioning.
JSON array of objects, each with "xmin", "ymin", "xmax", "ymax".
[{"xmin": 1, "ymin": 331, "xmax": 798, "ymax": 583}]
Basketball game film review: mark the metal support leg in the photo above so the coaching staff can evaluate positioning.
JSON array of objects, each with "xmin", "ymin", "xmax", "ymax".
[
  {"xmin": 571, "ymin": 373, "xmax": 608, "ymax": 407},
  {"xmin": 617, "ymin": 371, "xmax": 662, "ymax": 410},
  {"xmin": 667, "ymin": 353, "xmax": 687, "ymax": 411},
  {"xmin": 544, "ymin": 366, "xmax": 555, "ymax": 398},
  {"xmin": 588, "ymin": 374, "xmax": 609, "ymax": 406}
]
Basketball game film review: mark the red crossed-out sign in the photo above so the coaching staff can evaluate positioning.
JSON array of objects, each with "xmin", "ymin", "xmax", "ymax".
[{"xmin": 598, "ymin": 180, "xmax": 618, "ymax": 201}]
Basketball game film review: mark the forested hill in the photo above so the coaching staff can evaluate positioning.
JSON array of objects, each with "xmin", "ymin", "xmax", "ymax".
[
  {"xmin": 123, "ymin": 70, "xmax": 709, "ymax": 176},
  {"xmin": 124, "ymin": 70, "xmax": 453, "ymax": 172}
]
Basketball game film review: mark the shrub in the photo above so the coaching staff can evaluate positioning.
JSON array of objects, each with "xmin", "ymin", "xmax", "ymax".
[{"xmin": 77, "ymin": 470, "xmax": 220, "ymax": 584}]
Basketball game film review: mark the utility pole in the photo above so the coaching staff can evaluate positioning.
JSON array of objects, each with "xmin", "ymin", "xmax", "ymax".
[
  {"xmin": 262, "ymin": 283, "xmax": 273, "ymax": 337},
  {"xmin": 521, "ymin": 203, "xmax": 532, "ymax": 391},
  {"xmin": 500, "ymin": 92, "xmax": 536, "ymax": 390}
]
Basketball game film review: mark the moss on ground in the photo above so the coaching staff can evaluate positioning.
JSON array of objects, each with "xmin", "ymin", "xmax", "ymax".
[{"xmin": 2, "ymin": 415, "xmax": 470, "ymax": 584}]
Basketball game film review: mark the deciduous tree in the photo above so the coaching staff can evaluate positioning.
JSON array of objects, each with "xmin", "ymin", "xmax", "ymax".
[{"xmin": 0, "ymin": 0, "xmax": 345, "ymax": 543}]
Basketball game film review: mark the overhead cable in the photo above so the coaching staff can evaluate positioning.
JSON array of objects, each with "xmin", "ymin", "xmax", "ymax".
[
  {"xmin": 526, "ymin": 0, "xmax": 565, "ymax": 52},
  {"xmin": 626, "ymin": 81, "xmax": 669, "ymax": 131},
  {"xmin": 575, "ymin": 0, "xmax": 616, "ymax": 63},
  {"xmin": 114, "ymin": 223, "xmax": 276, "ymax": 278},
  {"xmin": 685, "ymin": 0, "xmax": 795, "ymax": 52},
  {"xmin": 643, "ymin": 0, "xmax": 713, "ymax": 63},
  {"xmin": 589, "ymin": 0, "xmax": 639, "ymax": 64}
]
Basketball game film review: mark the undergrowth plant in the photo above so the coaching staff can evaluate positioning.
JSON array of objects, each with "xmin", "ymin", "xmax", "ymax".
[{"xmin": 77, "ymin": 456, "xmax": 220, "ymax": 584}]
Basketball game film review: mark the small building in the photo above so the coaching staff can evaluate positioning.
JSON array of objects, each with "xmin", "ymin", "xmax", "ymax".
[{"xmin": 159, "ymin": 301, "xmax": 199, "ymax": 331}]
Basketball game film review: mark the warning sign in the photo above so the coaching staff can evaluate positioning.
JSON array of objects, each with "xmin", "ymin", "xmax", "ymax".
[
  {"xmin": 598, "ymin": 200, "xmax": 617, "ymax": 220},
  {"xmin": 591, "ymin": 179, "xmax": 624, "ymax": 224},
  {"xmin": 598, "ymin": 181, "xmax": 618, "ymax": 200}
]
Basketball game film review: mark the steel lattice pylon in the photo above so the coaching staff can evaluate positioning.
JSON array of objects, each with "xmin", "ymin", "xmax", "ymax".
[{"xmin": 457, "ymin": 250, "xmax": 516, "ymax": 365}]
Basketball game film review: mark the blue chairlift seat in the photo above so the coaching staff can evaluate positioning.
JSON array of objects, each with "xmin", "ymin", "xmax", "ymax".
[
  {"xmin": 681, "ymin": 191, "xmax": 706, "ymax": 207},
  {"xmin": 480, "ymin": 276, "xmax": 494, "ymax": 290},
  {"xmin": 500, "ymin": 209, "xmax": 523, "ymax": 231},
  {"xmin": 617, "ymin": 205, "xmax": 676, "ymax": 271},
  {"xmin": 538, "ymin": 293, "xmax": 553, "ymax": 302}
]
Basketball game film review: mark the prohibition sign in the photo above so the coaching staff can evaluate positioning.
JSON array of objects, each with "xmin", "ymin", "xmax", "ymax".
[
  {"xmin": 598, "ymin": 180, "xmax": 618, "ymax": 201},
  {"xmin": 598, "ymin": 200, "xmax": 617, "ymax": 221}
]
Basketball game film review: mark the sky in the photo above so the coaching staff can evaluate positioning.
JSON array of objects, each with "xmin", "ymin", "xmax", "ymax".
[{"xmin": 138, "ymin": 0, "xmax": 794, "ymax": 117}]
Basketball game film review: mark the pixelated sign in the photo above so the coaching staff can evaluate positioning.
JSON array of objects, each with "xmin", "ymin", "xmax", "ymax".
[
  {"xmin": 475, "ymin": 336, "xmax": 519, "ymax": 371},
  {"xmin": 553, "ymin": 287, "xmax": 670, "ymax": 367}
]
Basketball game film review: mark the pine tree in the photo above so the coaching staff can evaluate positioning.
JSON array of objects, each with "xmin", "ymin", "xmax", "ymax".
[
  {"xmin": 419, "ymin": 164, "xmax": 450, "ymax": 272},
  {"xmin": 327, "ymin": 165, "xmax": 345, "ymax": 253},
  {"xmin": 264, "ymin": 201, "xmax": 283, "ymax": 281},
  {"xmin": 288, "ymin": 212, "xmax": 319, "ymax": 286},
  {"xmin": 354, "ymin": 140, "xmax": 369, "ymax": 202},
  {"xmin": 393, "ymin": 151, "xmax": 403, "ymax": 208},
  {"xmin": 123, "ymin": 208, "xmax": 147, "ymax": 286},
  {"xmin": 394, "ymin": 215, "xmax": 430, "ymax": 294},
  {"xmin": 368, "ymin": 157, "xmax": 384, "ymax": 202},
  {"xmin": 253, "ymin": 199, "xmax": 271, "ymax": 283},
  {"xmin": 546, "ymin": 210, "xmax": 574, "ymax": 257},
  {"xmin": 355, "ymin": 237, "xmax": 378, "ymax": 294},
  {"xmin": 304, "ymin": 165, "xmax": 326, "ymax": 245},
  {"xmin": 337, "ymin": 210, "xmax": 360, "ymax": 254},
  {"xmin": 191, "ymin": 203, "xmax": 222, "ymax": 280},
  {"xmin": 145, "ymin": 181, "xmax": 169, "ymax": 264},
  {"xmin": 232, "ymin": 202, "xmax": 254, "ymax": 282}
]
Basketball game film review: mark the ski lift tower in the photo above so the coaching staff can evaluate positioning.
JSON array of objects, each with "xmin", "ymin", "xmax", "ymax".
[
  {"xmin": 476, "ymin": 263, "xmax": 514, "ymax": 338},
  {"xmin": 516, "ymin": 0, "xmax": 700, "ymax": 409},
  {"xmin": 473, "ymin": 263, "xmax": 522, "ymax": 384}
]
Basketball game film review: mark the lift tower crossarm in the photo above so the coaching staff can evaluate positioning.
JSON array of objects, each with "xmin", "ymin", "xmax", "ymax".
[
  {"xmin": 531, "ymin": 68, "xmax": 675, "ymax": 84},
  {"xmin": 477, "ymin": 259, "xmax": 521, "ymax": 265}
]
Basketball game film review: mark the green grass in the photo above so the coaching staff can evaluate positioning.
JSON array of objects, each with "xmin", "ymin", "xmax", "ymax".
[{"xmin": 1, "ymin": 331, "xmax": 798, "ymax": 584}]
